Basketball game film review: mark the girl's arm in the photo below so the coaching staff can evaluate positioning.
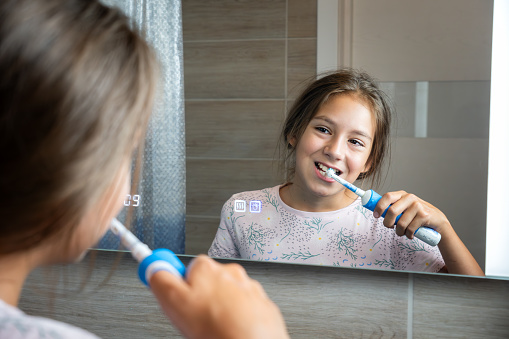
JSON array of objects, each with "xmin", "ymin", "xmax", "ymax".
[
  {"xmin": 435, "ymin": 219, "xmax": 484, "ymax": 275},
  {"xmin": 374, "ymin": 191, "xmax": 484, "ymax": 276}
]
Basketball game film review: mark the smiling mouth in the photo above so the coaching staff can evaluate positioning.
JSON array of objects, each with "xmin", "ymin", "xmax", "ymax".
[{"xmin": 315, "ymin": 162, "xmax": 341, "ymax": 177}]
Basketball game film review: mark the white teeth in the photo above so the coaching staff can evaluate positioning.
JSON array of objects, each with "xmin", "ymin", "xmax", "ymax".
[
  {"xmin": 316, "ymin": 162, "xmax": 339, "ymax": 176},
  {"xmin": 317, "ymin": 163, "xmax": 328, "ymax": 172}
]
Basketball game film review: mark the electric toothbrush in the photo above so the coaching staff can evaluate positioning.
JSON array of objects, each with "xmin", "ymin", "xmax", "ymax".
[
  {"xmin": 325, "ymin": 168, "xmax": 441, "ymax": 246},
  {"xmin": 110, "ymin": 218, "xmax": 186, "ymax": 286}
]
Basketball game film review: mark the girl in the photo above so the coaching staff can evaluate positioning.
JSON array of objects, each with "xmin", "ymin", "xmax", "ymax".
[
  {"xmin": 209, "ymin": 69, "xmax": 484, "ymax": 276},
  {"xmin": 0, "ymin": 1, "xmax": 289, "ymax": 338}
]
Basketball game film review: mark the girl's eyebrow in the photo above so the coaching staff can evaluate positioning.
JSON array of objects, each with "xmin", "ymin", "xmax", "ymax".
[{"xmin": 312, "ymin": 115, "xmax": 373, "ymax": 141}]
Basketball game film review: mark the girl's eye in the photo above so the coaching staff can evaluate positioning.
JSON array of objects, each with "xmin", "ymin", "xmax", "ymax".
[
  {"xmin": 316, "ymin": 126, "xmax": 330, "ymax": 134},
  {"xmin": 349, "ymin": 139, "xmax": 365, "ymax": 147}
]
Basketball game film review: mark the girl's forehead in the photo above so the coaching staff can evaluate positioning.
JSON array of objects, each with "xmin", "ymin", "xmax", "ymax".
[
  {"xmin": 315, "ymin": 95, "xmax": 375, "ymax": 119},
  {"xmin": 321, "ymin": 92, "xmax": 373, "ymax": 113}
]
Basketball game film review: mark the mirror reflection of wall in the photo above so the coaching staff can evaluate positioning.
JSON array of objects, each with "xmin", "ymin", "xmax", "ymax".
[
  {"xmin": 321, "ymin": 0, "xmax": 492, "ymax": 272},
  {"xmin": 184, "ymin": 0, "xmax": 317, "ymax": 254},
  {"xmin": 184, "ymin": 0, "xmax": 492, "ymax": 274}
]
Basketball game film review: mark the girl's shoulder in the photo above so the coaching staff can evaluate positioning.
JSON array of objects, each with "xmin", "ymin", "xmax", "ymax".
[{"xmin": 0, "ymin": 300, "xmax": 100, "ymax": 339}]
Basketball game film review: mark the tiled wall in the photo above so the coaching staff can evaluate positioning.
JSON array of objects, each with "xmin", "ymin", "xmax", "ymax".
[
  {"xmin": 20, "ymin": 251, "xmax": 509, "ymax": 338},
  {"xmin": 183, "ymin": 0, "xmax": 317, "ymax": 254},
  {"xmin": 341, "ymin": 0, "xmax": 493, "ymax": 270}
]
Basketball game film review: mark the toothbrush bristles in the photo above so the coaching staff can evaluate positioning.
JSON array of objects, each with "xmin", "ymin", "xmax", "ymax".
[{"xmin": 326, "ymin": 168, "xmax": 365, "ymax": 197}]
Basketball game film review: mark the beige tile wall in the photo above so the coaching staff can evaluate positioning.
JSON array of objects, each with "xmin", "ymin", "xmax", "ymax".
[
  {"xmin": 184, "ymin": 0, "xmax": 317, "ymax": 255},
  {"xmin": 20, "ymin": 251, "xmax": 509, "ymax": 338}
]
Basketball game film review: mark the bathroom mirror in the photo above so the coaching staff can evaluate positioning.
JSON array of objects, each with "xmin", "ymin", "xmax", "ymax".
[{"xmin": 183, "ymin": 0, "xmax": 496, "ymax": 277}]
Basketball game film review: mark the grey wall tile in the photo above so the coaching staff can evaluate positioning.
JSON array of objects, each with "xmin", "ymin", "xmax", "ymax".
[
  {"xmin": 413, "ymin": 274, "xmax": 509, "ymax": 338},
  {"xmin": 182, "ymin": 0, "xmax": 285, "ymax": 41},
  {"xmin": 379, "ymin": 81, "xmax": 418, "ymax": 138},
  {"xmin": 288, "ymin": 0, "xmax": 317, "ymax": 38},
  {"xmin": 287, "ymin": 38, "xmax": 317, "ymax": 100},
  {"xmin": 351, "ymin": 0, "xmax": 493, "ymax": 82},
  {"xmin": 379, "ymin": 80, "xmax": 491, "ymax": 139},
  {"xmin": 185, "ymin": 100, "xmax": 285, "ymax": 158},
  {"xmin": 19, "ymin": 252, "xmax": 509, "ymax": 339},
  {"xmin": 20, "ymin": 253, "xmax": 184, "ymax": 338},
  {"xmin": 427, "ymin": 81, "xmax": 490, "ymax": 138},
  {"xmin": 185, "ymin": 215, "xmax": 220, "ymax": 255},
  {"xmin": 378, "ymin": 138, "xmax": 488, "ymax": 272},
  {"xmin": 184, "ymin": 40, "xmax": 285, "ymax": 99},
  {"xmin": 216, "ymin": 259, "xmax": 409, "ymax": 338},
  {"xmin": 186, "ymin": 159, "xmax": 282, "ymax": 217}
]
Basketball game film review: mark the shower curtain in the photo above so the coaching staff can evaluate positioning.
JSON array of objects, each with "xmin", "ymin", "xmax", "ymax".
[{"xmin": 98, "ymin": 0, "xmax": 186, "ymax": 253}]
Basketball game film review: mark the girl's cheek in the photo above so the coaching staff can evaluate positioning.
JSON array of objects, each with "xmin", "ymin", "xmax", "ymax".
[{"xmin": 350, "ymin": 153, "xmax": 370, "ymax": 172}]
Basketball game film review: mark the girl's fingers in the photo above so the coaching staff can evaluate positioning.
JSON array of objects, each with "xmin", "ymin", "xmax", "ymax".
[
  {"xmin": 378, "ymin": 192, "xmax": 433, "ymax": 237},
  {"xmin": 374, "ymin": 191, "xmax": 406, "ymax": 222},
  {"xmin": 149, "ymin": 269, "xmax": 197, "ymax": 337},
  {"xmin": 373, "ymin": 191, "xmax": 402, "ymax": 214},
  {"xmin": 377, "ymin": 191, "xmax": 414, "ymax": 227},
  {"xmin": 184, "ymin": 254, "xmax": 216, "ymax": 287}
]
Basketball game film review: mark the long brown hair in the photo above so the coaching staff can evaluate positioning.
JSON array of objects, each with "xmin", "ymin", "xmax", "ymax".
[
  {"xmin": 0, "ymin": 0, "xmax": 158, "ymax": 254},
  {"xmin": 279, "ymin": 69, "xmax": 393, "ymax": 188}
]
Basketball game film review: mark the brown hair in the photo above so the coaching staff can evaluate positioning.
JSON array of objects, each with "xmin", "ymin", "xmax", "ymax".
[
  {"xmin": 0, "ymin": 0, "xmax": 158, "ymax": 254},
  {"xmin": 280, "ymin": 68, "xmax": 393, "ymax": 188}
]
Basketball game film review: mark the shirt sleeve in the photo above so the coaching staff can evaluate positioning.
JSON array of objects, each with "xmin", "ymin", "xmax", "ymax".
[
  {"xmin": 0, "ymin": 301, "xmax": 101, "ymax": 339},
  {"xmin": 208, "ymin": 197, "xmax": 241, "ymax": 258}
]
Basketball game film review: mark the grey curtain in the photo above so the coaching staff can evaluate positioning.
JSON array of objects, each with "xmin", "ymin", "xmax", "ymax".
[{"xmin": 98, "ymin": 0, "xmax": 186, "ymax": 253}]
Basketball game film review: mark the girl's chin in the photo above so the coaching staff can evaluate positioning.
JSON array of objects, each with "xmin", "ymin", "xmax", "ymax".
[{"xmin": 309, "ymin": 184, "xmax": 343, "ymax": 198}]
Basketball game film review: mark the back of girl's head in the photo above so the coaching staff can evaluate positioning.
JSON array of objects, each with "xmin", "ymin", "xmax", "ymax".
[
  {"xmin": 0, "ymin": 0, "xmax": 157, "ymax": 254},
  {"xmin": 280, "ymin": 68, "xmax": 393, "ymax": 187}
]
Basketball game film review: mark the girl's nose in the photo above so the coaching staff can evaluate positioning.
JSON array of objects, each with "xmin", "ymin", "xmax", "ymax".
[{"xmin": 323, "ymin": 137, "xmax": 345, "ymax": 160}]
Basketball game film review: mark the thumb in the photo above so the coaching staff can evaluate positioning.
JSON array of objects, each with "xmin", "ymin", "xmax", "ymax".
[
  {"xmin": 149, "ymin": 270, "xmax": 190, "ymax": 312},
  {"xmin": 149, "ymin": 270, "xmax": 202, "ymax": 338}
]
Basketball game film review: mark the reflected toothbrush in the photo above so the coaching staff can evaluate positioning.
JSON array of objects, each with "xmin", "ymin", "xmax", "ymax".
[
  {"xmin": 326, "ymin": 168, "xmax": 441, "ymax": 246},
  {"xmin": 110, "ymin": 218, "xmax": 186, "ymax": 286}
]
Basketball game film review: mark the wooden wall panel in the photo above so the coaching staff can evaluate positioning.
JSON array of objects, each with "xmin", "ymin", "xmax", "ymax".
[
  {"xmin": 185, "ymin": 100, "xmax": 285, "ymax": 159},
  {"xmin": 184, "ymin": 41, "xmax": 286, "ymax": 99},
  {"xmin": 185, "ymin": 216, "xmax": 220, "ymax": 255},
  {"xmin": 183, "ymin": 0, "xmax": 317, "ymax": 257},
  {"xmin": 182, "ymin": 0, "xmax": 286, "ymax": 41},
  {"xmin": 288, "ymin": 0, "xmax": 317, "ymax": 38},
  {"xmin": 186, "ymin": 159, "xmax": 282, "ymax": 217},
  {"xmin": 19, "ymin": 251, "xmax": 509, "ymax": 339},
  {"xmin": 287, "ymin": 38, "xmax": 317, "ymax": 99},
  {"xmin": 413, "ymin": 274, "xmax": 509, "ymax": 338}
]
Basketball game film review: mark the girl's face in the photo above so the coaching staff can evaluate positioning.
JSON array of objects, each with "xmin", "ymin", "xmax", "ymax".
[{"xmin": 290, "ymin": 94, "xmax": 375, "ymax": 206}]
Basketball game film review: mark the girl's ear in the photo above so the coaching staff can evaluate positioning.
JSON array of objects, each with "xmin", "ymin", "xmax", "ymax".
[{"xmin": 288, "ymin": 136, "xmax": 297, "ymax": 148}]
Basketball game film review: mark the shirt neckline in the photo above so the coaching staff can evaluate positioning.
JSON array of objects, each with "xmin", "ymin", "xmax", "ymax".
[{"xmin": 274, "ymin": 184, "xmax": 362, "ymax": 218}]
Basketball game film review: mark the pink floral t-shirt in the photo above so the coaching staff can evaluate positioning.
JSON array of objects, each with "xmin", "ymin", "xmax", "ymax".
[{"xmin": 209, "ymin": 185, "xmax": 445, "ymax": 272}]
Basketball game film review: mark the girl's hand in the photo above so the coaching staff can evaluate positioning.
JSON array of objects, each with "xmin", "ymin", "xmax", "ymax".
[
  {"xmin": 373, "ymin": 190, "xmax": 484, "ymax": 276},
  {"xmin": 373, "ymin": 190, "xmax": 452, "ymax": 239},
  {"xmin": 149, "ymin": 255, "xmax": 290, "ymax": 339}
]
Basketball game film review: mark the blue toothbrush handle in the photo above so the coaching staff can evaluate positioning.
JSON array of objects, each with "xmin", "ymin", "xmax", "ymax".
[
  {"xmin": 362, "ymin": 190, "xmax": 441, "ymax": 246},
  {"xmin": 138, "ymin": 248, "xmax": 186, "ymax": 287}
]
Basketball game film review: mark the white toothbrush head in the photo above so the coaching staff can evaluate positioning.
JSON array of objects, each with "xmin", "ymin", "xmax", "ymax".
[{"xmin": 326, "ymin": 168, "xmax": 365, "ymax": 197}]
